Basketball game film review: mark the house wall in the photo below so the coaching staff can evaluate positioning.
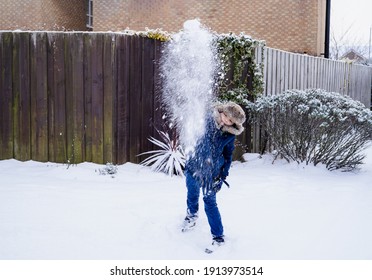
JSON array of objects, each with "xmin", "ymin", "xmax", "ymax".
[
  {"xmin": 94, "ymin": 0, "xmax": 326, "ymax": 56},
  {"xmin": 0, "ymin": 0, "xmax": 86, "ymax": 31},
  {"xmin": 0, "ymin": 0, "xmax": 326, "ymax": 56}
]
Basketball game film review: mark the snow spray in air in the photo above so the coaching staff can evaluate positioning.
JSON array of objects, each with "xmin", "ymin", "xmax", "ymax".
[{"xmin": 160, "ymin": 19, "xmax": 218, "ymax": 156}]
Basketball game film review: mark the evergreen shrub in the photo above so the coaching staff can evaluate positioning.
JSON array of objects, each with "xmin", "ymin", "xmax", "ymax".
[{"xmin": 246, "ymin": 89, "xmax": 372, "ymax": 171}]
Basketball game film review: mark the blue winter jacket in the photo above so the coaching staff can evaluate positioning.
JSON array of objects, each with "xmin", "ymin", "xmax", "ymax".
[{"xmin": 185, "ymin": 114, "xmax": 235, "ymax": 190}]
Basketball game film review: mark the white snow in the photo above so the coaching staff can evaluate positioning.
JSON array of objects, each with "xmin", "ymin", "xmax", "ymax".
[
  {"xmin": 1, "ymin": 145, "xmax": 372, "ymax": 260},
  {"xmin": 161, "ymin": 19, "xmax": 217, "ymax": 156}
]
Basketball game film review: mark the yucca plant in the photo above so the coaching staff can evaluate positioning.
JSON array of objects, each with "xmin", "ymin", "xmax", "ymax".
[{"xmin": 139, "ymin": 130, "xmax": 185, "ymax": 176}]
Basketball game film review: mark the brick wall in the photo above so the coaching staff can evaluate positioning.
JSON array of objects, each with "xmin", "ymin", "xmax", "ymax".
[
  {"xmin": 94, "ymin": 0, "xmax": 326, "ymax": 56},
  {"xmin": 0, "ymin": 0, "xmax": 326, "ymax": 55},
  {"xmin": 0, "ymin": 0, "xmax": 86, "ymax": 31}
]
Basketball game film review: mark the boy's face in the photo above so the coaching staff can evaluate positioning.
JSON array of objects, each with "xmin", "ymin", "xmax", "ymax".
[{"xmin": 220, "ymin": 112, "xmax": 234, "ymax": 126}]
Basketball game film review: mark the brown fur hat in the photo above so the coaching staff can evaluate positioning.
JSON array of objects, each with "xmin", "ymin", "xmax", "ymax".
[{"xmin": 214, "ymin": 101, "xmax": 246, "ymax": 135}]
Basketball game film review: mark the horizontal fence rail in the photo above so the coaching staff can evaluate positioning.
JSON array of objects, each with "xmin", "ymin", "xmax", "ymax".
[{"xmin": 1, "ymin": 32, "xmax": 372, "ymax": 164}]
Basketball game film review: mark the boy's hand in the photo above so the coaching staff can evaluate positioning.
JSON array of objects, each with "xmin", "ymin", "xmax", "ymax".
[
  {"xmin": 212, "ymin": 177, "xmax": 223, "ymax": 193},
  {"xmin": 212, "ymin": 177, "xmax": 230, "ymax": 193}
]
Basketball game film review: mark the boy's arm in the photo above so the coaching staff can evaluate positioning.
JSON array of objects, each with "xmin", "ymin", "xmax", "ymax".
[{"xmin": 220, "ymin": 136, "xmax": 235, "ymax": 179}]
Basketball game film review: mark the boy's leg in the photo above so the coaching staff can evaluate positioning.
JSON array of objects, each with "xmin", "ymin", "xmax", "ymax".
[
  {"xmin": 186, "ymin": 172, "xmax": 200, "ymax": 215},
  {"xmin": 182, "ymin": 173, "xmax": 200, "ymax": 231},
  {"xmin": 203, "ymin": 193, "xmax": 224, "ymax": 238}
]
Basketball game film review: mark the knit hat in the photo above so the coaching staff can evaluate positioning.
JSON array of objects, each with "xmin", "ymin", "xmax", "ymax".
[{"xmin": 214, "ymin": 101, "xmax": 246, "ymax": 135}]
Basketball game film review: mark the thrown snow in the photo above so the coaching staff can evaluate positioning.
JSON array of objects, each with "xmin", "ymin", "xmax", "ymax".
[
  {"xmin": 160, "ymin": 19, "xmax": 217, "ymax": 156},
  {"xmin": 1, "ymin": 146, "xmax": 372, "ymax": 260}
]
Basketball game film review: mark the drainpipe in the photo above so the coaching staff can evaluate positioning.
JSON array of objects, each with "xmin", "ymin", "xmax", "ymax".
[{"xmin": 324, "ymin": 0, "xmax": 331, "ymax": 58}]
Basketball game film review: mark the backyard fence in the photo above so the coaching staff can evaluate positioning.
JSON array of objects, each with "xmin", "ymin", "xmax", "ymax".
[
  {"xmin": 260, "ymin": 47, "xmax": 372, "ymax": 106},
  {"xmin": 0, "ymin": 31, "xmax": 164, "ymax": 164},
  {"xmin": 1, "ymin": 31, "xmax": 372, "ymax": 165}
]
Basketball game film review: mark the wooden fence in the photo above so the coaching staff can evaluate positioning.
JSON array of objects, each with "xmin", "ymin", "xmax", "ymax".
[
  {"xmin": 0, "ymin": 31, "xmax": 164, "ymax": 164},
  {"xmin": 1, "ymin": 32, "xmax": 372, "ymax": 165}
]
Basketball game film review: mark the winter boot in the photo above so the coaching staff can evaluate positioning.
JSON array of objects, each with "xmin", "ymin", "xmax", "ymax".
[
  {"xmin": 181, "ymin": 212, "xmax": 198, "ymax": 232},
  {"xmin": 205, "ymin": 236, "xmax": 225, "ymax": 254}
]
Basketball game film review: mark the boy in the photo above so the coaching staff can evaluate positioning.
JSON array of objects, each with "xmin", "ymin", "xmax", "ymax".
[{"xmin": 182, "ymin": 101, "xmax": 246, "ymax": 253}]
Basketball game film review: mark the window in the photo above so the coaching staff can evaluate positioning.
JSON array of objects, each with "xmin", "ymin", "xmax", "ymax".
[{"xmin": 86, "ymin": 0, "xmax": 93, "ymax": 29}]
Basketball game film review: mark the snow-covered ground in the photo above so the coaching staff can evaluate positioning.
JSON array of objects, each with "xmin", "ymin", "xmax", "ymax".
[{"xmin": 1, "ymin": 146, "xmax": 372, "ymax": 260}]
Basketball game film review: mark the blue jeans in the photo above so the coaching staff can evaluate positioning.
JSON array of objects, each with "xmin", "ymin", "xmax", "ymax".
[{"xmin": 186, "ymin": 172, "xmax": 224, "ymax": 237}]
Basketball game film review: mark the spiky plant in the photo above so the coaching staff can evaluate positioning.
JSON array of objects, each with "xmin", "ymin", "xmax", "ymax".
[{"xmin": 139, "ymin": 130, "xmax": 185, "ymax": 176}]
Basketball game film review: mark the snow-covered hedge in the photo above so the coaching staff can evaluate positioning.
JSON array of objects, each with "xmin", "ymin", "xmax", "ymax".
[{"xmin": 247, "ymin": 89, "xmax": 372, "ymax": 171}]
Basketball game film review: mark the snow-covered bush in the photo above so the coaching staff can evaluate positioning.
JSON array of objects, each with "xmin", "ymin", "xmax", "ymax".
[
  {"xmin": 139, "ymin": 130, "xmax": 185, "ymax": 176},
  {"xmin": 247, "ymin": 89, "xmax": 372, "ymax": 171},
  {"xmin": 98, "ymin": 163, "xmax": 118, "ymax": 177}
]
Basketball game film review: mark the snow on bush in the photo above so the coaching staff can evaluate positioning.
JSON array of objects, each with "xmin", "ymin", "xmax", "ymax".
[
  {"xmin": 247, "ymin": 89, "xmax": 372, "ymax": 171},
  {"xmin": 97, "ymin": 163, "xmax": 118, "ymax": 177}
]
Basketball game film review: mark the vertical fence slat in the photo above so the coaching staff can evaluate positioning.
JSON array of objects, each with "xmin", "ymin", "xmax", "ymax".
[
  {"xmin": 30, "ymin": 32, "xmax": 48, "ymax": 162},
  {"xmin": 65, "ymin": 33, "xmax": 85, "ymax": 164},
  {"xmin": 83, "ymin": 33, "xmax": 93, "ymax": 162},
  {"xmin": 307, "ymin": 56, "xmax": 313, "ymax": 88},
  {"xmin": 153, "ymin": 39, "xmax": 164, "ymax": 132},
  {"xmin": 0, "ymin": 32, "xmax": 13, "ymax": 159},
  {"xmin": 279, "ymin": 51, "xmax": 285, "ymax": 93},
  {"xmin": 139, "ymin": 37, "xmax": 156, "ymax": 161},
  {"xmin": 272, "ymin": 49, "xmax": 278, "ymax": 95},
  {"xmin": 296, "ymin": 54, "xmax": 301, "ymax": 89},
  {"xmin": 47, "ymin": 33, "xmax": 67, "ymax": 163},
  {"xmin": 116, "ymin": 34, "xmax": 130, "ymax": 164},
  {"xmin": 128, "ymin": 35, "xmax": 142, "ymax": 163},
  {"xmin": 13, "ymin": 32, "xmax": 31, "ymax": 161},
  {"xmin": 262, "ymin": 47, "xmax": 268, "ymax": 96},
  {"xmin": 335, "ymin": 61, "xmax": 340, "ymax": 92},
  {"xmin": 283, "ymin": 52, "xmax": 289, "ymax": 91},
  {"xmin": 341, "ymin": 61, "xmax": 346, "ymax": 94},
  {"xmin": 294, "ymin": 53, "xmax": 299, "ymax": 89},
  {"xmin": 103, "ymin": 33, "xmax": 117, "ymax": 164},
  {"xmin": 301, "ymin": 55, "xmax": 307, "ymax": 89},
  {"xmin": 90, "ymin": 33, "xmax": 104, "ymax": 164},
  {"xmin": 289, "ymin": 53, "xmax": 294, "ymax": 89}
]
